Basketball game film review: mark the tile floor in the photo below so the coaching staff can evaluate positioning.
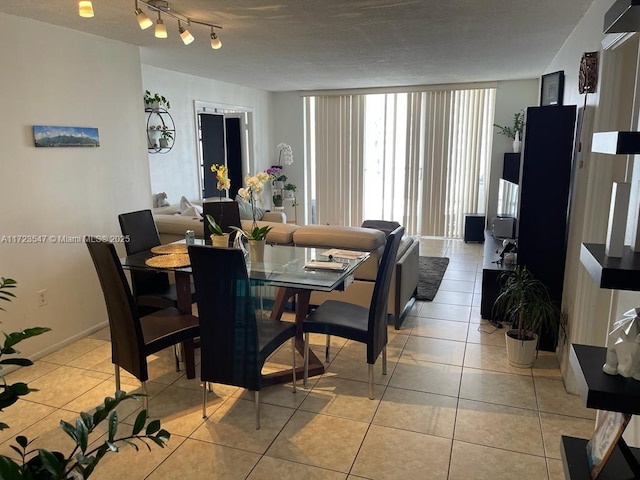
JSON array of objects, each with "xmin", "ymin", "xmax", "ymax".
[{"xmin": 1, "ymin": 238, "xmax": 595, "ymax": 479}]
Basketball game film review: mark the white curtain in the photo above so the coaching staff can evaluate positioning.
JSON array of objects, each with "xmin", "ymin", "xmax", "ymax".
[{"xmin": 305, "ymin": 87, "xmax": 495, "ymax": 237}]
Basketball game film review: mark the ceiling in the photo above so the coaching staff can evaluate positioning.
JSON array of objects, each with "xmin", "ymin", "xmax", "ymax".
[{"xmin": 0, "ymin": 0, "xmax": 598, "ymax": 92}]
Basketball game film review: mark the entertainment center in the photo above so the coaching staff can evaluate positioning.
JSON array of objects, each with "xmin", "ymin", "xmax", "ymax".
[{"xmin": 480, "ymin": 105, "xmax": 577, "ymax": 350}]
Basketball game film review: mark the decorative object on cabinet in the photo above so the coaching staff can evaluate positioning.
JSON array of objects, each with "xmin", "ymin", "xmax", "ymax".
[
  {"xmin": 603, "ymin": 308, "xmax": 640, "ymax": 379},
  {"xmin": 540, "ymin": 70, "xmax": 565, "ymax": 106},
  {"xmin": 33, "ymin": 125, "xmax": 99, "ymax": 148},
  {"xmin": 146, "ymin": 107, "xmax": 175, "ymax": 154},
  {"xmin": 493, "ymin": 111, "xmax": 524, "ymax": 140},
  {"xmin": 492, "ymin": 265, "xmax": 562, "ymax": 367}
]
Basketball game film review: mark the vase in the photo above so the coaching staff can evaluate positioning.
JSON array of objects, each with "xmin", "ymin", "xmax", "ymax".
[
  {"xmin": 512, "ymin": 131, "xmax": 521, "ymax": 153},
  {"xmin": 211, "ymin": 233, "xmax": 229, "ymax": 247},
  {"xmin": 248, "ymin": 239, "xmax": 265, "ymax": 263}
]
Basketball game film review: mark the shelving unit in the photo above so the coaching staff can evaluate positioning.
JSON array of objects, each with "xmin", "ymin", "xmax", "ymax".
[
  {"xmin": 146, "ymin": 107, "xmax": 175, "ymax": 154},
  {"xmin": 561, "ymin": 344, "xmax": 640, "ymax": 479}
]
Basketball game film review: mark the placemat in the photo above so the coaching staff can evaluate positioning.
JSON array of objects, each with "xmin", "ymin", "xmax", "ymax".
[
  {"xmin": 150, "ymin": 244, "xmax": 189, "ymax": 254},
  {"xmin": 145, "ymin": 254, "xmax": 190, "ymax": 268}
]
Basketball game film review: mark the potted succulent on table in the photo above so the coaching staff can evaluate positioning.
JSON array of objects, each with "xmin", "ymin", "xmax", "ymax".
[{"xmin": 492, "ymin": 266, "xmax": 561, "ymax": 367}]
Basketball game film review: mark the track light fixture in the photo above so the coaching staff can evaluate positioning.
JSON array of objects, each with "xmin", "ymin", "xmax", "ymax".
[
  {"xmin": 135, "ymin": 0, "xmax": 223, "ymax": 49},
  {"xmin": 210, "ymin": 29, "xmax": 222, "ymax": 50},
  {"xmin": 155, "ymin": 11, "xmax": 167, "ymax": 38},
  {"xmin": 178, "ymin": 20, "xmax": 194, "ymax": 45},
  {"xmin": 78, "ymin": 1, "xmax": 94, "ymax": 18},
  {"xmin": 135, "ymin": 5, "xmax": 153, "ymax": 30}
]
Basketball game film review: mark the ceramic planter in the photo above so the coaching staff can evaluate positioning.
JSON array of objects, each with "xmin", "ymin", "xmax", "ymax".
[
  {"xmin": 210, "ymin": 233, "xmax": 229, "ymax": 247},
  {"xmin": 505, "ymin": 330, "xmax": 537, "ymax": 367}
]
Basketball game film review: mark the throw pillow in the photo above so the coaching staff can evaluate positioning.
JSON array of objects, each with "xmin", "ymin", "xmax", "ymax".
[
  {"xmin": 180, "ymin": 205, "xmax": 203, "ymax": 218},
  {"xmin": 235, "ymin": 195, "xmax": 266, "ymax": 221},
  {"xmin": 179, "ymin": 196, "xmax": 193, "ymax": 214}
]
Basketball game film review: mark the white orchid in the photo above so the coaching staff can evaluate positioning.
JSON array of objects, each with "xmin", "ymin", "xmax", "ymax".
[{"xmin": 277, "ymin": 143, "xmax": 294, "ymax": 166}]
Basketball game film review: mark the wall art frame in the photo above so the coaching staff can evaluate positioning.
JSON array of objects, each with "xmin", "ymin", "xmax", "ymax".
[
  {"xmin": 33, "ymin": 125, "xmax": 100, "ymax": 148},
  {"xmin": 540, "ymin": 70, "xmax": 565, "ymax": 106}
]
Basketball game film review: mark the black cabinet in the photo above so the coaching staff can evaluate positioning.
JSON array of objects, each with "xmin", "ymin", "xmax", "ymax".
[{"xmin": 517, "ymin": 106, "xmax": 577, "ymax": 351}]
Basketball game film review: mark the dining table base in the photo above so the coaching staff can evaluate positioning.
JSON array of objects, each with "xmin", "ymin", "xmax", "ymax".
[{"xmin": 262, "ymin": 286, "xmax": 325, "ymax": 387}]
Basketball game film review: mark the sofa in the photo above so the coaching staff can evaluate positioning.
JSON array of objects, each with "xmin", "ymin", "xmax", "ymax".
[{"xmin": 152, "ymin": 203, "xmax": 419, "ymax": 329}]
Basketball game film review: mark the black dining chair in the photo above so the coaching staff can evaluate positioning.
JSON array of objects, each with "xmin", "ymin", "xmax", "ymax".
[
  {"xmin": 118, "ymin": 209, "xmax": 197, "ymax": 312},
  {"xmin": 85, "ymin": 237, "xmax": 199, "ymax": 411},
  {"xmin": 302, "ymin": 226, "xmax": 404, "ymax": 399},
  {"xmin": 202, "ymin": 200, "xmax": 243, "ymax": 246},
  {"xmin": 188, "ymin": 245, "xmax": 297, "ymax": 429}
]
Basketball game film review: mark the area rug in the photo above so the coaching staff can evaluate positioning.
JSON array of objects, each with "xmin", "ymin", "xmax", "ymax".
[{"xmin": 416, "ymin": 256, "xmax": 449, "ymax": 301}]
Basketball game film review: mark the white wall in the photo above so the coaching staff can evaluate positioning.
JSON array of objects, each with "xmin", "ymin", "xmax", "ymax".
[
  {"xmin": 0, "ymin": 13, "xmax": 151, "ymax": 358},
  {"xmin": 272, "ymin": 92, "xmax": 306, "ymax": 222},
  {"xmin": 487, "ymin": 80, "xmax": 540, "ymax": 225},
  {"xmin": 142, "ymin": 65, "xmax": 274, "ymax": 204}
]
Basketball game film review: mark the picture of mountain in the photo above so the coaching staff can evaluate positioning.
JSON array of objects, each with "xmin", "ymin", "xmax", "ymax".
[{"xmin": 33, "ymin": 125, "xmax": 100, "ymax": 148}]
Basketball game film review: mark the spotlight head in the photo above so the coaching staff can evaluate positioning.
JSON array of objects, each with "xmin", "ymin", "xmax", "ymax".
[
  {"xmin": 210, "ymin": 32, "xmax": 222, "ymax": 50},
  {"xmin": 179, "ymin": 26, "xmax": 195, "ymax": 45},
  {"xmin": 78, "ymin": 1, "xmax": 94, "ymax": 18},
  {"xmin": 135, "ymin": 8, "xmax": 153, "ymax": 30},
  {"xmin": 155, "ymin": 18, "xmax": 167, "ymax": 38}
]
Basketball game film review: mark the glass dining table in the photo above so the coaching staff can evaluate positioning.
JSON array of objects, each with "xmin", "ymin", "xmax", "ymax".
[{"xmin": 121, "ymin": 240, "xmax": 370, "ymax": 385}]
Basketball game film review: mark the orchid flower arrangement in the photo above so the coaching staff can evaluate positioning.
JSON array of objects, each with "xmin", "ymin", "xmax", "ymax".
[
  {"xmin": 232, "ymin": 171, "xmax": 273, "ymax": 241},
  {"xmin": 277, "ymin": 143, "xmax": 294, "ymax": 166},
  {"xmin": 208, "ymin": 164, "xmax": 230, "ymax": 236}
]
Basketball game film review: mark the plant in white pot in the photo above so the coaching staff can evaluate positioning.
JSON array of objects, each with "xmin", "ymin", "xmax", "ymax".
[{"xmin": 492, "ymin": 266, "xmax": 561, "ymax": 367}]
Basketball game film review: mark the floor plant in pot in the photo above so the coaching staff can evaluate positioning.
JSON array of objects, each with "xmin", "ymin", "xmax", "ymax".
[{"xmin": 492, "ymin": 266, "xmax": 561, "ymax": 367}]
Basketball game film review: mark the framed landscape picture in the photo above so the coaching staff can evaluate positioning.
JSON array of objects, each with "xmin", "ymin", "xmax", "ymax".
[
  {"xmin": 33, "ymin": 125, "xmax": 100, "ymax": 147},
  {"xmin": 586, "ymin": 411, "xmax": 632, "ymax": 479},
  {"xmin": 540, "ymin": 71, "xmax": 565, "ymax": 106}
]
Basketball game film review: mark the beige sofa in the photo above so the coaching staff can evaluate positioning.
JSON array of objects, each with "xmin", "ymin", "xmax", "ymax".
[{"xmin": 152, "ymin": 204, "xmax": 419, "ymax": 329}]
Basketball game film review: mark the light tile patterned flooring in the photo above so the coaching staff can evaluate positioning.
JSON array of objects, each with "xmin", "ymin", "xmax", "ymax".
[{"xmin": 2, "ymin": 238, "xmax": 595, "ymax": 479}]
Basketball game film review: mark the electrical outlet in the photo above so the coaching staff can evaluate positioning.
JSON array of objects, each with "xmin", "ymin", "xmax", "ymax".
[{"xmin": 37, "ymin": 289, "xmax": 47, "ymax": 307}]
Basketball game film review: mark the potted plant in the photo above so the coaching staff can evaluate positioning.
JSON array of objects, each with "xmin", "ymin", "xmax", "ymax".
[
  {"xmin": 159, "ymin": 126, "xmax": 173, "ymax": 148},
  {"xmin": 0, "ymin": 277, "xmax": 170, "ymax": 477},
  {"xmin": 272, "ymin": 193, "xmax": 283, "ymax": 207},
  {"xmin": 492, "ymin": 266, "xmax": 561, "ymax": 367},
  {"xmin": 144, "ymin": 90, "xmax": 170, "ymax": 110},
  {"xmin": 283, "ymin": 183, "xmax": 297, "ymax": 199},
  {"xmin": 494, "ymin": 110, "xmax": 525, "ymax": 152}
]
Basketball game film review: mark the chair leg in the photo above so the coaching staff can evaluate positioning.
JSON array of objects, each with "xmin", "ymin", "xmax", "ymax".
[
  {"xmin": 303, "ymin": 333, "xmax": 310, "ymax": 389},
  {"xmin": 291, "ymin": 338, "xmax": 297, "ymax": 393},
  {"xmin": 202, "ymin": 382, "xmax": 208, "ymax": 419},
  {"xmin": 382, "ymin": 346, "xmax": 387, "ymax": 375},
  {"xmin": 325, "ymin": 334, "xmax": 331, "ymax": 363},
  {"xmin": 142, "ymin": 381, "xmax": 149, "ymax": 412},
  {"xmin": 114, "ymin": 364, "xmax": 121, "ymax": 392},
  {"xmin": 173, "ymin": 345, "xmax": 181, "ymax": 372},
  {"xmin": 254, "ymin": 391, "xmax": 260, "ymax": 430},
  {"xmin": 368, "ymin": 364, "xmax": 374, "ymax": 400}
]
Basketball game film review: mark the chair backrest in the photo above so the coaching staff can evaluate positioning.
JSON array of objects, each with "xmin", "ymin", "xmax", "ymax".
[
  {"xmin": 188, "ymin": 245, "xmax": 261, "ymax": 390},
  {"xmin": 367, "ymin": 226, "xmax": 404, "ymax": 363},
  {"xmin": 118, "ymin": 209, "xmax": 169, "ymax": 296},
  {"xmin": 85, "ymin": 237, "xmax": 148, "ymax": 381},
  {"xmin": 202, "ymin": 200, "xmax": 242, "ymax": 244}
]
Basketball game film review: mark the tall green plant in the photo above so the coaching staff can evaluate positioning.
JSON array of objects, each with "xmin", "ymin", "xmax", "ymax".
[
  {"xmin": 0, "ymin": 277, "xmax": 50, "ymax": 429},
  {"xmin": 0, "ymin": 278, "xmax": 171, "ymax": 478},
  {"xmin": 492, "ymin": 266, "xmax": 560, "ymax": 341},
  {"xmin": 493, "ymin": 111, "xmax": 525, "ymax": 139}
]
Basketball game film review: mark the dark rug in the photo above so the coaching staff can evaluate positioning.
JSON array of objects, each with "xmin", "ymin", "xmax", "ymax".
[{"xmin": 416, "ymin": 256, "xmax": 450, "ymax": 301}]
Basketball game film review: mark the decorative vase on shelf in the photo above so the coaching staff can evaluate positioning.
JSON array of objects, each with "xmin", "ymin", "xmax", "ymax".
[
  {"xmin": 211, "ymin": 233, "xmax": 229, "ymax": 248},
  {"xmin": 512, "ymin": 131, "xmax": 522, "ymax": 153},
  {"xmin": 248, "ymin": 239, "xmax": 265, "ymax": 263},
  {"xmin": 273, "ymin": 181, "xmax": 284, "ymax": 190}
]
